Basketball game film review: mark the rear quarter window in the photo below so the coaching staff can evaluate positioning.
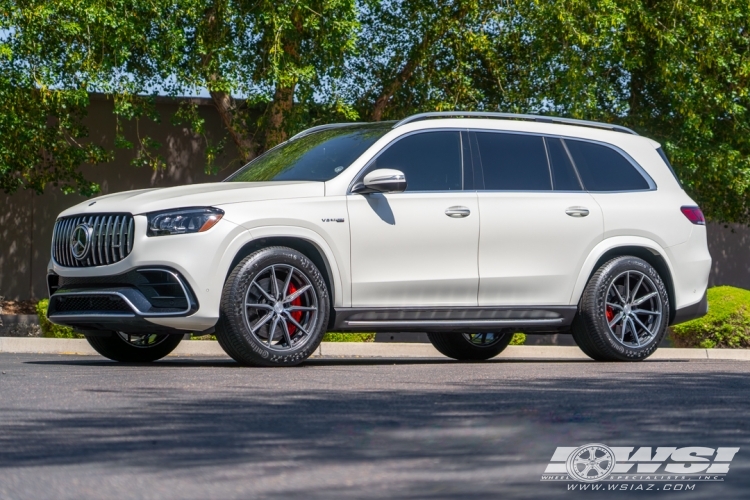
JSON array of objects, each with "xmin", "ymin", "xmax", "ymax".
[{"xmin": 565, "ymin": 139, "xmax": 651, "ymax": 192}]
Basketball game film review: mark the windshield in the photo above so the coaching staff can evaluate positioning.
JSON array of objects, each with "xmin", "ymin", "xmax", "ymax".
[{"xmin": 225, "ymin": 124, "xmax": 392, "ymax": 182}]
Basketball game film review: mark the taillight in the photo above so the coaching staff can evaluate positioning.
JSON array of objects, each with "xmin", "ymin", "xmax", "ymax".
[{"xmin": 681, "ymin": 206, "xmax": 705, "ymax": 225}]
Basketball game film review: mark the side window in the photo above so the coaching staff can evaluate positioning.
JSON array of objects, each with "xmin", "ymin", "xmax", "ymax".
[
  {"xmin": 545, "ymin": 137, "xmax": 582, "ymax": 191},
  {"xmin": 565, "ymin": 139, "xmax": 650, "ymax": 191},
  {"xmin": 474, "ymin": 132, "xmax": 551, "ymax": 190},
  {"xmin": 370, "ymin": 131, "xmax": 462, "ymax": 191}
]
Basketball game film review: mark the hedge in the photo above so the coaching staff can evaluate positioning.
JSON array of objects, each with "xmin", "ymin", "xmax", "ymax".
[
  {"xmin": 36, "ymin": 299, "xmax": 83, "ymax": 339},
  {"xmin": 671, "ymin": 286, "xmax": 750, "ymax": 349}
]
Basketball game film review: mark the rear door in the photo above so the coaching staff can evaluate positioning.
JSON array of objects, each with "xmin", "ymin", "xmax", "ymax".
[{"xmin": 474, "ymin": 132, "xmax": 604, "ymax": 306}]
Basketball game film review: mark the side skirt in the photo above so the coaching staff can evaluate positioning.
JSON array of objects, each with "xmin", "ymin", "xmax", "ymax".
[{"xmin": 332, "ymin": 306, "xmax": 577, "ymax": 333}]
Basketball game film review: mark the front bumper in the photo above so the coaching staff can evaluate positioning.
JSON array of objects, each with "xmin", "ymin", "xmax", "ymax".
[{"xmin": 47, "ymin": 268, "xmax": 204, "ymax": 334}]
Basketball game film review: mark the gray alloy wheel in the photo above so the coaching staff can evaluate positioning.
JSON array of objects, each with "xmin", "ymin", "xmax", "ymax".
[
  {"xmin": 216, "ymin": 246, "xmax": 329, "ymax": 367},
  {"xmin": 86, "ymin": 332, "xmax": 183, "ymax": 362},
  {"xmin": 242, "ymin": 264, "xmax": 319, "ymax": 353},
  {"xmin": 115, "ymin": 332, "xmax": 171, "ymax": 348},
  {"xmin": 572, "ymin": 256, "xmax": 669, "ymax": 361},
  {"xmin": 427, "ymin": 331, "xmax": 514, "ymax": 361}
]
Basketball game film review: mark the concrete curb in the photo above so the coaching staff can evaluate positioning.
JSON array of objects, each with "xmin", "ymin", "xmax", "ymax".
[{"xmin": 1, "ymin": 337, "xmax": 750, "ymax": 360}]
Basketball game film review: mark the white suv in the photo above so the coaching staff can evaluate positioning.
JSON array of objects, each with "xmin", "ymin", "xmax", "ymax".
[{"xmin": 47, "ymin": 112, "xmax": 711, "ymax": 365}]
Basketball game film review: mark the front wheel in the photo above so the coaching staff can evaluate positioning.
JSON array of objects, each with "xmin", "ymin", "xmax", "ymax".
[
  {"xmin": 572, "ymin": 256, "xmax": 669, "ymax": 361},
  {"xmin": 86, "ymin": 332, "xmax": 183, "ymax": 362},
  {"xmin": 427, "ymin": 332, "xmax": 514, "ymax": 361},
  {"xmin": 215, "ymin": 246, "xmax": 330, "ymax": 367}
]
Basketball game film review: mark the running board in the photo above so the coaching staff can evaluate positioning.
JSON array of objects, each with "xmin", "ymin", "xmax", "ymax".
[{"xmin": 333, "ymin": 306, "xmax": 576, "ymax": 333}]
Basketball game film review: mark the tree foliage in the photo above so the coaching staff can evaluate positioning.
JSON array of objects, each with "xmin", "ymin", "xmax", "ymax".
[{"xmin": 1, "ymin": 0, "xmax": 750, "ymax": 222}]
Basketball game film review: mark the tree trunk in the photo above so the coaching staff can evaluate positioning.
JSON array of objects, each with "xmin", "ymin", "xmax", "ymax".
[
  {"xmin": 371, "ymin": 58, "xmax": 418, "ymax": 121},
  {"xmin": 209, "ymin": 90, "xmax": 255, "ymax": 163},
  {"xmin": 265, "ymin": 84, "xmax": 296, "ymax": 149}
]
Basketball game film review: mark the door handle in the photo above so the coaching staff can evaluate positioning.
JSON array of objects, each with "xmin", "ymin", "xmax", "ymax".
[
  {"xmin": 445, "ymin": 206, "xmax": 471, "ymax": 218},
  {"xmin": 565, "ymin": 206, "xmax": 590, "ymax": 217}
]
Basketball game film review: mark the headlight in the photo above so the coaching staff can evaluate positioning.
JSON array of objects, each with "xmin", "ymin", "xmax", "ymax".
[{"xmin": 146, "ymin": 207, "xmax": 224, "ymax": 236}]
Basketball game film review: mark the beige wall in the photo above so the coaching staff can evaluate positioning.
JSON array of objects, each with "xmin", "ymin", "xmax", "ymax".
[
  {"xmin": 0, "ymin": 95, "xmax": 237, "ymax": 299},
  {"xmin": 1, "ymin": 97, "xmax": 748, "ymax": 299}
]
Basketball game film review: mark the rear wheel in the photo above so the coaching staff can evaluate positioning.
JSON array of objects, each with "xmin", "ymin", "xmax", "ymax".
[
  {"xmin": 427, "ymin": 332, "xmax": 514, "ymax": 361},
  {"xmin": 572, "ymin": 256, "xmax": 669, "ymax": 361},
  {"xmin": 86, "ymin": 332, "xmax": 183, "ymax": 362}
]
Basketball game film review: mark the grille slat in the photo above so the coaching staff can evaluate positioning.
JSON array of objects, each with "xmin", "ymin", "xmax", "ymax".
[{"xmin": 52, "ymin": 213, "xmax": 134, "ymax": 268}]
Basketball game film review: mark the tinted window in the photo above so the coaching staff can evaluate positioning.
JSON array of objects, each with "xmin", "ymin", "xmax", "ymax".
[
  {"xmin": 226, "ymin": 124, "xmax": 390, "ymax": 182},
  {"xmin": 371, "ymin": 131, "xmax": 462, "ymax": 191},
  {"xmin": 546, "ymin": 137, "xmax": 582, "ymax": 191},
  {"xmin": 475, "ymin": 132, "xmax": 551, "ymax": 190},
  {"xmin": 565, "ymin": 140, "xmax": 650, "ymax": 191}
]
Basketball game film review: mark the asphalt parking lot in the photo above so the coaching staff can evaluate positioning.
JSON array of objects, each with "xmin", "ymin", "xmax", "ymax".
[{"xmin": 0, "ymin": 354, "xmax": 748, "ymax": 499}]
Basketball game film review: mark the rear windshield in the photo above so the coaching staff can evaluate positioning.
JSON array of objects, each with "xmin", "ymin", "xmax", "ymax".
[{"xmin": 225, "ymin": 124, "xmax": 391, "ymax": 182}]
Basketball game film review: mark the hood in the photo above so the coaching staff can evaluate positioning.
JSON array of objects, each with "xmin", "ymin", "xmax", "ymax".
[{"xmin": 58, "ymin": 181, "xmax": 324, "ymax": 218}]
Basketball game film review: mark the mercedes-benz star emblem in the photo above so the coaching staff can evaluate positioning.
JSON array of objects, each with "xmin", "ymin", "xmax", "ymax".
[{"xmin": 70, "ymin": 224, "xmax": 93, "ymax": 261}]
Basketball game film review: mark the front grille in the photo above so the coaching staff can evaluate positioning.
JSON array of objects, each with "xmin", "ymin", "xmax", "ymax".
[
  {"xmin": 53, "ymin": 214, "xmax": 134, "ymax": 267},
  {"xmin": 52, "ymin": 295, "xmax": 133, "ymax": 313}
]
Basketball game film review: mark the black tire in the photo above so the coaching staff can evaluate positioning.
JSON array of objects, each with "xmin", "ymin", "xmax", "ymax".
[
  {"xmin": 86, "ymin": 333, "xmax": 183, "ymax": 362},
  {"xmin": 215, "ymin": 246, "xmax": 330, "ymax": 367},
  {"xmin": 572, "ymin": 256, "xmax": 669, "ymax": 361},
  {"xmin": 427, "ymin": 332, "xmax": 514, "ymax": 361}
]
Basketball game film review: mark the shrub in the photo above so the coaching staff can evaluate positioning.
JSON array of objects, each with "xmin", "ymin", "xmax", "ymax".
[
  {"xmin": 510, "ymin": 333, "xmax": 526, "ymax": 345},
  {"xmin": 322, "ymin": 332, "xmax": 376, "ymax": 342},
  {"xmin": 671, "ymin": 286, "xmax": 750, "ymax": 349},
  {"xmin": 36, "ymin": 299, "xmax": 83, "ymax": 339}
]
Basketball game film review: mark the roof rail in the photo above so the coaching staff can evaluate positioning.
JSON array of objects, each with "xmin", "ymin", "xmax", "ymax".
[
  {"xmin": 289, "ymin": 122, "xmax": 369, "ymax": 142},
  {"xmin": 393, "ymin": 111, "xmax": 638, "ymax": 135}
]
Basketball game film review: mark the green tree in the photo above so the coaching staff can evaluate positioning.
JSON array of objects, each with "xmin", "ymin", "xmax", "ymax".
[{"xmin": 0, "ymin": 0, "xmax": 360, "ymax": 194}]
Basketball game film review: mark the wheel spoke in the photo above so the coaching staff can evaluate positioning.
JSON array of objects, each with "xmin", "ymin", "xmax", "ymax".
[
  {"xmin": 619, "ymin": 317, "xmax": 628, "ymax": 341},
  {"xmin": 632, "ymin": 309, "xmax": 660, "ymax": 316},
  {"xmin": 270, "ymin": 266, "xmax": 280, "ymax": 299},
  {"xmin": 625, "ymin": 271, "xmax": 630, "ymax": 302},
  {"xmin": 281, "ymin": 267, "xmax": 294, "ymax": 300},
  {"xmin": 612, "ymin": 283, "xmax": 627, "ymax": 305},
  {"xmin": 608, "ymin": 311, "xmax": 624, "ymax": 328},
  {"xmin": 250, "ymin": 311, "xmax": 274, "ymax": 333},
  {"xmin": 632, "ymin": 291, "xmax": 658, "ymax": 306},
  {"xmin": 251, "ymin": 280, "xmax": 275, "ymax": 302},
  {"xmin": 283, "ymin": 284, "xmax": 311, "ymax": 303},
  {"xmin": 630, "ymin": 274, "xmax": 645, "ymax": 303},
  {"xmin": 246, "ymin": 303, "xmax": 274, "ymax": 311},
  {"xmin": 286, "ymin": 305, "xmax": 317, "ymax": 312},
  {"xmin": 628, "ymin": 317, "xmax": 640, "ymax": 346},
  {"xmin": 280, "ymin": 319, "xmax": 293, "ymax": 347},
  {"xmin": 284, "ymin": 311, "xmax": 310, "ymax": 336},
  {"xmin": 267, "ymin": 316, "xmax": 279, "ymax": 346},
  {"xmin": 606, "ymin": 302, "xmax": 623, "ymax": 310},
  {"xmin": 632, "ymin": 314, "xmax": 654, "ymax": 337}
]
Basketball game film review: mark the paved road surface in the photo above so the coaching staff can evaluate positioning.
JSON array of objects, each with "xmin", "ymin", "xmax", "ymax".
[{"xmin": 0, "ymin": 354, "xmax": 748, "ymax": 499}]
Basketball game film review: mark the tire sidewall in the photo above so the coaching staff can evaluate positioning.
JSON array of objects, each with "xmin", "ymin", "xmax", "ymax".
[
  {"xmin": 586, "ymin": 257, "xmax": 669, "ymax": 360},
  {"xmin": 221, "ymin": 247, "xmax": 329, "ymax": 366}
]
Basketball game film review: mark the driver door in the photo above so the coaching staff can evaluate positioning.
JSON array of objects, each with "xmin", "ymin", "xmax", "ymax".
[{"xmin": 347, "ymin": 130, "xmax": 480, "ymax": 307}]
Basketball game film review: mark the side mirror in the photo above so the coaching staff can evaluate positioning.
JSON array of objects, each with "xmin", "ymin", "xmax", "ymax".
[{"xmin": 352, "ymin": 169, "xmax": 407, "ymax": 194}]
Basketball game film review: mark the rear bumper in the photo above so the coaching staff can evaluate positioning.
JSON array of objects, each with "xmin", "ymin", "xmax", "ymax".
[{"xmin": 670, "ymin": 291, "xmax": 708, "ymax": 326}]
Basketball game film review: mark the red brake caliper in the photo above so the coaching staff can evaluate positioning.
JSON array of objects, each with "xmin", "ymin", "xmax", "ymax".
[
  {"xmin": 605, "ymin": 306, "xmax": 615, "ymax": 322},
  {"xmin": 286, "ymin": 283, "xmax": 303, "ymax": 335}
]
